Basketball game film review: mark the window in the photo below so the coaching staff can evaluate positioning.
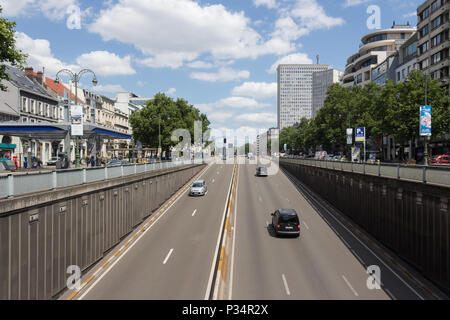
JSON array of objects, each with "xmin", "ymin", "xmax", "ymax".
[
  {"xmin": 431, "ymin": 0, "xmax": 442, "ymax": 12},
  {"xmin": 431, "ymin": 52, "xmax": 441, "ymax": 64},
  {"xmin": 432, "ymin": 33, "xmax": 442, "ymax": 47},
  {"xmin": 432, "ymin": 16, "xmax": 442, "ymax": 30},
  {"xmin": 420, "ymin": 41, "xmax": 429, "ymax": 54},
  {"xmin": 421, "ymin": 7, "xmax": 430, "ymax": 21},
  {"xmin": 30, "ymin": 100, "xmax": 35, "ymax": 114},
  {"xmin": 22, "ymin": 97, "xmax": 27, "ymax": 112},
  {"xmin": 397, "ymin": 71, "xmax": 401, "ymax": 81},
  {"xmin": 421, "ymin": 58, "xmax": 429, "ymax": 69},
  {"xmin": 420, "ymin": 25, "xmax": 429, "ymax": 37}
]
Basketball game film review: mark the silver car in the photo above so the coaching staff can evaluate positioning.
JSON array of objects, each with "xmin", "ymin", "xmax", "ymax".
[{"xmin": 189, "ymin": 180, "xmax": 207, "ymax": 196}]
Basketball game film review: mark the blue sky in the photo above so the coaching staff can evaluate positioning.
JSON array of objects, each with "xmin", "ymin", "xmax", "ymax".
[{"xmin": 0, "ymin": 0, "xmax": 422, "ymax": 142}]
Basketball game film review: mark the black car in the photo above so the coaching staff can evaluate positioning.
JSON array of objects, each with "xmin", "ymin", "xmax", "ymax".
[
  {"xmin": 271, "ymin": 209, "xmax": 300, "ymax": 237},
  {"xmin": 256, "ymin": 166, "xmax": 268, "ymax": 176}
]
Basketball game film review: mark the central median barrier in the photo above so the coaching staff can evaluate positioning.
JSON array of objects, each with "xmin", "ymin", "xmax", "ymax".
[
  {"xmin": 0, "ymin": 162, "xmax": 206, "ymax": 300},
  {"xmin": 280, "ymin": 158, "xmax": 450, "ymax": 294}
]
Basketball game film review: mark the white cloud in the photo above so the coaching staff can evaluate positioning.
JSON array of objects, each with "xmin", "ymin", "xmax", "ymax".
[
  {"xmin": 76, "ymin": 51, "xmax": 136, "ymax": 76},
  {"xmin": 190, "ymin": 67, "xmax": 250, "ymax": 82},
  {"xmin": 253, "ymin": 0, "xmax": 277, "ymax": 9},
  {"xmin": 207, "ymin": 112, "xmax": 233, "ymax": 122},
  {"xmin": 216, "ymin": 97, "xmax": 270, "ymax": 109},
  {"xmin": 14, "ymin": 32, "xmax": 79, "ymax": 76},
  {"xmin": 231, "ymin": 82, "xmax": 277, "ymax": 99},
  {"xmin": 344, "ymin": 0, "xmax": 375, "ymax": 7},
  {"xmin": 267, "ymin": 53, "xmax": 313, "ymax": 73},
  {"xmin": 166, "ymin": 88, "xmax": 177, "ymax": 96},
  {"xmin": 186, "ymin": 60, "xmax": 214, "ymax": 69},
  {"xmin": 236, "ymin": 113, "xmax": 277, "ymax": 125},
  {"xmin": 94, "ymin": 84, "xmax": 125, "ymax": 93},
  {"xmin": 40, "ymin": 0, "xmax": 79, "ymax": 21},
  {"xmin": 88, "ymin": 0, "xmax": 296, "ymax": 69},
  {"xmin": 291, "ymin": 0, "xmax": 345, "ymax": 32},
  {"xmin": 0, "ymin": 0, "xmax": 83, "ymax": 21},
  {"xmin": 402, "ymin": 11, "xmax": 417, "ymax": 18},
  {"xmin": 0, "ymin": 0, "xmax": 34, "ymax": 16}
]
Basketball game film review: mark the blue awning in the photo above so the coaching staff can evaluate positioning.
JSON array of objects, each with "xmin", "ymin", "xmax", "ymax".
[{"xmin": 92, "ymin": 128, "xmax": 132, "ymax": 139}]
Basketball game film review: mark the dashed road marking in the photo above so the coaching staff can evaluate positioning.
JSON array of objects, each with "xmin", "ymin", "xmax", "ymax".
[
  {"xmin": 163, "ymin": 248, "xmax": 174, "ymax": 265},
  {"xmin": 282, "ymin": 274, "xmax": 291, "ymax": 296},
  {"xmin": 192, "ymin": 209, "xmax": 197, "ymax": 217},
  {"xmin": 342, "ymin": 275, "xmax": 359, "ymax": 297}
]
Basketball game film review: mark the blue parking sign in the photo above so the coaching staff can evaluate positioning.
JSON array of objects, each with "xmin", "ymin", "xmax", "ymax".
[{"xmin": 355, "ymin": 127, "xmax": 365, "ymax": 142}]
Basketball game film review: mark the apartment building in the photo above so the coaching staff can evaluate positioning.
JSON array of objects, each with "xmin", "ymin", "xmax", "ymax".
[
  {"xmin": 417, "ymin": 0, "xmax": 450, "ymax": 90},
  {"xmin": 342, "ymin": 23, "xmax": 416, "ymax": 87},
  {"xmin": 277, "ymin": 64, "xmax": 329, "ymax": 129}
]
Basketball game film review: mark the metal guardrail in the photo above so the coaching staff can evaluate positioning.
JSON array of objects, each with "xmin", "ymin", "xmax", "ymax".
[
  {"xmin": 280, "ymin": 158, "xmax": 450, "ymax": 187},
  {"xmin": 0, "ymin": 160, "xmax": 199, "ymax": 199}
]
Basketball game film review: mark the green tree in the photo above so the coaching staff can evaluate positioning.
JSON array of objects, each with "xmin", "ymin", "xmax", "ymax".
[
  {"xmin": 0, "ymin": 6, "xmax": 27, "ymax": 91},
  {"xmin": 129, "ymin": 93, "xmax": 211, "ymax": 156},
  {"xmin": 386, "ymin": 70, "xmax": 450, "ymax": 143},
  {"xmin": 280, "ymin": 126, "xmax": 300, "ymax": 153}
]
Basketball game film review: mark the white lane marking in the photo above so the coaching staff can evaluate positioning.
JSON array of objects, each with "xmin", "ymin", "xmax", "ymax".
[
  {"xmin": 212, "ymin": 178, "xmax": 215, "ymax": 183},
  {"xmin": 77, "ymin": 164, "xmax": 211, "ymax": 300},
  {"xmin": 258, "ymin": 196, "xmax": 262, "ymax": 202},
  {"xmin": 205, "ymin": 165, "xmax": 235, "ymax": 300},
  {"xmin": 163, "ymin": 248, "xmax": 174, "ymax": 265},
  {"xmin": 228, "ymin": 165, "xmax": 239, "ymax": 300},
  {"xmin": 385, "ymin": 288, "xmax": 396, "ymax": 300},
  {"xmin": 342, "ymin": 275, "xmax": 359, "ymax": 297},
  {"xmin": 282, "ymin": 274, "xmax": 291, "ymax": 296},
  {"xmin": 302, "ymin": 220, "xmax": 309, "ymax": 230},
  {"xmin": 192, "ymin": 209, "xmax": 197, "ymax": 217},
  {"xmin": 282, "ymin": 169, "xmax": 425, "ymax": 300}
]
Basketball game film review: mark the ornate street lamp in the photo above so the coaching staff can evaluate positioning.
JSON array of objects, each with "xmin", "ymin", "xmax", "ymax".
[{"xmin": 54, "ymin": 69, "xmax": 98, "ymax": 168}]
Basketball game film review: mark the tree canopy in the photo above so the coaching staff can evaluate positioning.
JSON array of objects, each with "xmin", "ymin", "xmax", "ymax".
[
  {"xmin": 0, "ymin": 6, "xmax": 27, "ymax": 91},
  {"xmin": 280, "ymin": 71, "xmax": 450, "ymax": 156},
  {"xmin": 129, "ymin": 93, "xmax": 211, "ymax": 155}
]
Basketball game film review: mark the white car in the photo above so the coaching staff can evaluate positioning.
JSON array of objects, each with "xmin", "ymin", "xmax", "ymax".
[{"xmin": 189, "ymin": 180, "xmax": 207, "ymax": 196}]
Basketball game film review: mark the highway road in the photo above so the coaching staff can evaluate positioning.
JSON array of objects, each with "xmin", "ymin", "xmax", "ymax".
[
  {"xmin": 230, "ymin": 162, "xmax": 443, "ymax": 300},
  {"xmin": 76, "ymin": 162, "xmax": 233, "ymax": 299},
  {"xmin": 63, "ymin": 159, "xmax": 446, "ymax": 300}
]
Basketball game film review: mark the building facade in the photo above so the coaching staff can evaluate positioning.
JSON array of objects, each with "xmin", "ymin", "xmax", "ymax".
[
  {"xmin": 312, "ymin": 69, "xmax": 343, "ymax": 118},
  {"xmin": 417, "ymin": 0, "xmax": 450, "ymax": 90},
  {"xmin": 0, "ymin": 65, "xmax": 60, "ymax": 165},
  {"xmin": 277, "ymin": 64, "xmax": 329, "ymax": 129},
  {"xmin": 395, "ymin": 32, "xmax": 419, "ymax": 82},
  {"xmin": 342, "ymin": 23, "xmax": 416, "ymax": 87}
]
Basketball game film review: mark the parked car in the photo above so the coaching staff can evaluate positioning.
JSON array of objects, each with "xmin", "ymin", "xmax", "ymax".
[
  {"xmin": 271, "ymin": 209, "xmax": 300, "ymax": 237},
  {"xmin": 431, "ymin": 155, "xmax": 450, "ymax": 165},
  {"xmin": 46, "ymin": 156, "xmax": 59, "ymax": 166},
  {"xmin": 189, "ymin": 180, "xmax": 207, "ymax": 196},
  {"xmin": 256, "ymin": 166, "xmax": 268, "ymax": 176}
]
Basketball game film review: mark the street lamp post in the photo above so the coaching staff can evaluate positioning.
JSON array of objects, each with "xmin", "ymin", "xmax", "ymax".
[
  {"xmin": 424, "ymin": 75, "xmax": 429, "ymax": 167},
  {"xmin": 54, "ymin": 69, "xmax": 98, "ymax": 168}
]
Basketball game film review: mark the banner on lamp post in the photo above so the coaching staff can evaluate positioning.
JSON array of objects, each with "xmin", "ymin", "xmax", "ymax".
[
  {"xmin": 420, "ymin": 106, "xmax": 432, "ymax": 136},
  {"xmin": 70, "ymin": 104, "xmax": 83, "ymax": 136}
]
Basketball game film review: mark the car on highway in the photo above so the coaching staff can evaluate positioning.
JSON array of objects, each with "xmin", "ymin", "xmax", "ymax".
[
  {"xmin": 46, "ymin": 156, "xmax": 59, "ymax": 166},
  {"xmin": 106, "ymin": 160, "xmax": 129, "ymax": 167},
  {"xmin": 189, "ymin": 180, "xmax": 207, "ymax": 196},
  {"xmin": 256, "ymin": 166, "xmax": 268, "ymax": 176},
  {"xmin": 271, "ymin": 209, "xmax": 300, "ymax": 237},
  {"xmin": 431, "ymin": 154, "xmax": 450, "ymax": 165}
]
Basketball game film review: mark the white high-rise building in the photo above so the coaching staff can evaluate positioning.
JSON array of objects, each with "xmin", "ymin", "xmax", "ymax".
[
  {"xmin": 277, "ymin": 64, "xmax": 329, "ymax": 129},
  {"xmin": 312, "ymin": 69, "xmax": 343, "ymax": 118}
]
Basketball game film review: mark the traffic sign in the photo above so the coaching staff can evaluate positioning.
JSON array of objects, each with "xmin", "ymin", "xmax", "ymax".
[{"xmin": 355, "ymin": 127, "xmax": 365, "ymax": 142}]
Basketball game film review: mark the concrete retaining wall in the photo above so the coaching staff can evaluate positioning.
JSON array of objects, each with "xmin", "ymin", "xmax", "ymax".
[
  {"xmin": 0, "ymin": 164, "xmax": 204, "ymax": 300},
  {"xmin": 280, "ymin": 159, "xmax": 450, "ymax": 293}
]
